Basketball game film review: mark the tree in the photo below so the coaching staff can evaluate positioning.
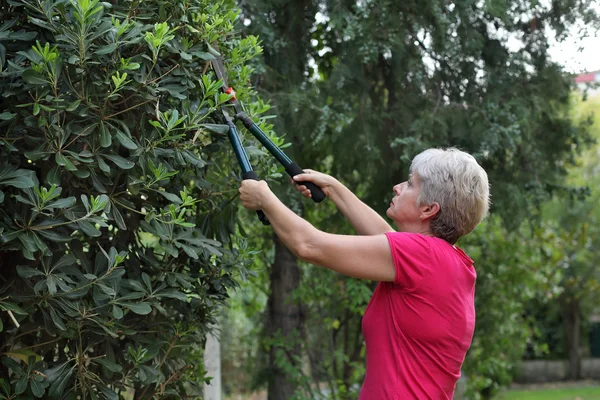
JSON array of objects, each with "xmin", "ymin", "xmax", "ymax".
[
  {"xmin": 529, "ymin": 94, "xmax": 600, "ymax": 379},
  {"xmin": 238, "ymin": 1, "xmax": 321, "ymax": 398},
  {"xmin": 0, "ymin": 0, "xmax": 274, "ymax": 397},
  {"xmin": 232, "ymin": 0, "xmax": 600, "ymax": 398}
]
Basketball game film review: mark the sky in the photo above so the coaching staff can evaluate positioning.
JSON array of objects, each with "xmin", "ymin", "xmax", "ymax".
[{"xmin": 549, "ymin": 34, "xmax": 600, "ymax": 74}]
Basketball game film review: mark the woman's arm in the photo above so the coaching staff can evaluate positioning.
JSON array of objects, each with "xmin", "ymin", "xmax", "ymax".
[
  {"xmin": 240, "ymin": 180, "xmax": 396, "ymax": 281},
  {"xmin": 293, "ymin": 171, "xmax": 394, "ymax": 235}
]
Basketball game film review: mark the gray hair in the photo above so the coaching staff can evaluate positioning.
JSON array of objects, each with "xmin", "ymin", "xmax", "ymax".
[{"xmin": 410, "ymin": 148, "xmax": 490, "ymax": 244}]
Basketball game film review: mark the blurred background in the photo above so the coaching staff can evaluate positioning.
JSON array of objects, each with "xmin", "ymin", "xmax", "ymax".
[{"xmin": 210, "ymin": 1, "xmax": 600, "ymax": 399}]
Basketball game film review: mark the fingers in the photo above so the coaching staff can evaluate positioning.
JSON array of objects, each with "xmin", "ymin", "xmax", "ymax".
[
  {"xmin": 291, "ymin": 182, "xmax": 312, "ymax": 198},
  {"xmin": 293, "ymin": 173, "xmax": 317, "ymax": 184}
]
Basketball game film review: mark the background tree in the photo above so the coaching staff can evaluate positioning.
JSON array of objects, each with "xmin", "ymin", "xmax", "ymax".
[
  {"xmin": 525, "ymin": 94, "xmax": 600, "ymax": 380},
  {"xmin": 228, "ymin": 0, "xmax": 600, "ymax": 398},
  {"xmin": 0, "ymin": 0, "xmax": 276, "ymax": 397}
]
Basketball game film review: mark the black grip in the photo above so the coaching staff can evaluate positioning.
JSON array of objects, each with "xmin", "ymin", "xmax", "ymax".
[
  {"xmin": 242, "ymin": 171, "xmax": 270, "ymax": 225},
  {"xmin": 235, "ymin": 112, "xmax": 254, "ymax": 130},
  {"xmin": 285, "ymin": 162, "xmax": 326, "ymax": 203}
]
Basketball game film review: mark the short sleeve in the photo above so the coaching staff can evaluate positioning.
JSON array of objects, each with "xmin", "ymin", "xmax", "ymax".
[{"xmin": 384, "ymin": 232, "xmax": 432, "ymax": 290}]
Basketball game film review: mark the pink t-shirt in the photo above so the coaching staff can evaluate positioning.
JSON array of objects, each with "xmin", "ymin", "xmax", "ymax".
[{"xmin": 358, "ymin": 232, "xmax": 476, "ymax": 400}]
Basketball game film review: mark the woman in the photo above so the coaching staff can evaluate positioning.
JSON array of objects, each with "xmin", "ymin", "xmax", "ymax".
[{"xmin": 239, "ymin": 148, "xmax": 490, "ymax": 399}]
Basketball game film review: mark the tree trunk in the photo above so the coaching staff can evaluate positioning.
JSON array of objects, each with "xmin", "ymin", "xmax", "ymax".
[
  {"xmin": 562, "ymin": 296, "xmax": 581, "ymax": 380},
  {"xmin": 267, "ymin": 234, "xmax": 305, "ymax": 400}
]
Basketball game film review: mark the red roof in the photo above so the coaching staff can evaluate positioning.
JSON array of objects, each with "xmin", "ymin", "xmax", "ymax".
[{"xmin": 575, "ymin": 71, "xmax": 600, "ymax": 83}]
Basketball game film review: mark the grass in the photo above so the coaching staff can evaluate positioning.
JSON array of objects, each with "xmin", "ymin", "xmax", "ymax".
[{"xmin": 498, "ymin": 384, "xmax": 600, "ymax": 400}]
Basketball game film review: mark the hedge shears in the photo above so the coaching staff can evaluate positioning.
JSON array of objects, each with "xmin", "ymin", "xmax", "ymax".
[{"xmin": 210, "ymin": 51, "xmax": 326, "ymax": 225}]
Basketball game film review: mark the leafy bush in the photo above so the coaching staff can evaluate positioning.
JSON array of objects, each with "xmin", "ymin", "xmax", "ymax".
[{"xmin": 0, "ymin": 0, "xmax": 275, "ymax": 397}]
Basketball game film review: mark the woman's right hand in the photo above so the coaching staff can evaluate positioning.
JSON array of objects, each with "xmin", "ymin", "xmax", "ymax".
[{"xmin": 291, "ymin": 169, "xmax": 338, "ymax": 199}]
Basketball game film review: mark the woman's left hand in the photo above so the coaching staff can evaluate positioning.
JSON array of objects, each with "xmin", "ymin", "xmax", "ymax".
[{"xmin": 239, "ymin": 180, "xmax": 272, "ymax": 210}]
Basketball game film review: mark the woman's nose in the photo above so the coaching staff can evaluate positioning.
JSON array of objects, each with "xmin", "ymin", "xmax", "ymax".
[{"xmin": 393, "ymin": 184, "xmax": 402, "ymax": 195}]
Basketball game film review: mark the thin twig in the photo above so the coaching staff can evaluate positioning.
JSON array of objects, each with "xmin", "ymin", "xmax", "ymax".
[
  {"xmin": 104, "ymin": 100, "xmax": 154, "ymax": 120},
  {"xmin": 147, "ymin": 64, "xmax": 180, "ymax": 86}
]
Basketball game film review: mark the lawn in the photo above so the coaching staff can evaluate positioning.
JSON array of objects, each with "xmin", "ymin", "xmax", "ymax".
[{"xmin": 498, "ymin": 384, "xmax": 600, "ymax": 400}]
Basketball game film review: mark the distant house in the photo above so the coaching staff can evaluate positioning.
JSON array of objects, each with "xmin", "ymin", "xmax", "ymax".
[{"xmin": 575, "ymin": 71, "xmax": 600, "ymax": 94}]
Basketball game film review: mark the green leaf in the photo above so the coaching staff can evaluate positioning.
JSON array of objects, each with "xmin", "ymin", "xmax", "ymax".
[
  {"xmin": 95, "ymin": 358, "xmax": 122, "ymax": 372},
  {"xmin": 141, "ymin": 272, "xmax": 151, "ymax": 291},
  {"xmin": 123, "ymin": 302, "xmax": 152, "ymax": 315},
  {"xmin": 72, "ymin": 169, "xmax": 90, "ymax": 179},
  {"xmin": 201, "ymin": 123, "xmax": 229, "ymax": 134},
  {"xmin": 0, "ymin": 301, "xmax": 27, "ymax": 315},
  {"xmin": 15, "ymin": 377, "xmax": 27, "ymax": 395},
  {"xmin": 54, "ymin": 254, "xmax": 76, "ymax": 270},
  {"xmin": 0, "ymin": 168, "xmax": 35, "ymax": 188},
  {"xmin": 16, "ymin": 265, "xmax": 44, "ymax": 278},
  {"xmin": 190, "ymin": 50, "xmax": 215, "ymax": 60},
  {"xmin": 111, "ymin": 205, "xmax": 126, "ymax": 230},
  {"xmin": 25, "ymin": 147, "xmax": 51, "ymax": 161},
  {"xmin": 19, "ymin": 233, "xmax": 38, "ymax": 252},
  {"xmin": 112, "ymin": 305, "xmax": 123, "ymax": 319},
  {"xmin": 177, "ymin": 242, "xmax": 198, "ymax": 259},
  {"xmin": 0, "ymin": 377, "xmax": 9, "ymax": 395},
  {"xmin": 103, "ymin": 154, "xmax": 134, "ymax": 169},
  {"xmin": 78, "ymin": 221, "xmax": 101, "ymax": 237},
  {"xmin": 49, "ymin": 307, "xmax": 66, "ymax": 330},
  {"xmin": 37, "ymin": 229, "xmax": 72, "ymax": 243},
  {"xmin": 100, "ymin": 123, "xmax": 112, "ymax": 147},
  {"xmin": 46, "ymin": 197, "xmax": 76, "ymax": 209},
  {"xmin": 8, "ymin": 31, "xmax": 37, "ymax": 41},
  {"xmin": 167, "ymin": 109, "xmax": 179, "ymax": 130},
  {"xmin": 47, "ymin": 363, "xmax": 73, "ymax": 398},
  {"xmin": 97, "ymin": 156, "xmax": 111, "ymax": 173},
  {"xmin": 1, "ymin": 355, "xmax": 23, "ymax": 373},
  {"xmin": 66, "ymin": 99, "xmax": 81, "ymax": 111},
  {"xmin": 55, "ymin": 153, "xmax": 77, "ymax": 171},
  {"xmin": 0, "ymin": 319, "xmax": 3, "ymax": 333},
  {"xmin": 46, "ymin": 167, "xmax": 61, "ymax": 185},
  {"xmin": 30, "ymin": 379, "xmax": 44, "ymax": 398},
  {"xmin": 95, "ymin": 43, "xmax": 117, "ymax": 55},
  {"xmin": 46, "ymin": 275, "xmax": 57, "ymax": 295},
  {"xmin": 156, "ymin": 289, "xmax": 187, "ymax": 301},
  {"xmin": 98, "ymin": 283, "xmax": 115, "ymax": 297},
  {"xmin": 98, "ymin": 384, "xmax": 119, "ymax": 400},
  {"xmin": 22, "ymin": 69, "xmax": 48, "ymax": 85},
  {"xmin": 0, "ymin": 112, "xmax": 16, "ymax": 120},
  {"xmin": 157, "ymin": 191, "xmax": 182, "ymax": 204},
  {"xmin": 115, "ymin": 129, "xmax": 138, "ymax": 149},
  {"xmin": 80, "ymin": 194, "xmax": 91, "ymax": 212}
]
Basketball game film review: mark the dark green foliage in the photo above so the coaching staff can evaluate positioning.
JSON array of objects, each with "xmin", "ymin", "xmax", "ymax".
[
  {"xmin": 235, "ymin": 0, "xmax": 600, "ymax": 398},
  {"xmin": 0, "ymin": 0, "xmax": 274, "ymax": 397}
]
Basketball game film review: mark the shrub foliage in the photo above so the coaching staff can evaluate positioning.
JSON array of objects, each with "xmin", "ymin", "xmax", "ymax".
[{"xmin": 0, "ymin": 0, "xmax": 272, "ymax": 397}]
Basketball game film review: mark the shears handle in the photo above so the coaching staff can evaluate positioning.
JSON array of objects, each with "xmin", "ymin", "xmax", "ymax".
[
  {"xmin": 242, "ymin": 171, "xmax": 270, "ymax": 226},
  {"xmin": 284, "ymin": 162, "xmax": 327, "ymax": 203},
  {"xmin": 225, "ymin": 119, "xmax": 270, "ymax": 226},
  {"xmin": 235, "ymin": 112, "xmax": 326, "ymax": 203}
]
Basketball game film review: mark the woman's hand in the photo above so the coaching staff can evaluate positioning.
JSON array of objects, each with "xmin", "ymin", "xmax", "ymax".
[
  {"xmin": 291, "ymin": 169, "xmax": 338, "ymax": 199},
  {"xmin": 239, "ymin": 180, "xmax": 273, "ymax": 210}
]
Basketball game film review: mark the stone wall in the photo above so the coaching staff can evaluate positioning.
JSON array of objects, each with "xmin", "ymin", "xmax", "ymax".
[{"xmin": 515, "ymin": 358, "xmax": 600, "ymax": 383}]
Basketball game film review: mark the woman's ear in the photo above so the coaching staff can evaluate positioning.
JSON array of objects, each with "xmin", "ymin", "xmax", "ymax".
[{"xmin": 420, "ymin": 202, "xmax": 440, "ymax": 220}]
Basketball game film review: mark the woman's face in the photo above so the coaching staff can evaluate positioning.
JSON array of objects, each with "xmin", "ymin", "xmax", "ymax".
[{"xmin": 386, "ymin": 172, "xmax": 424, "ymax": 231}]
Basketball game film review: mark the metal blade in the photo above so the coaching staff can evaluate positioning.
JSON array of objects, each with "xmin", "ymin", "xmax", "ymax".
[
  {"xmin": 211, "ymin": 54, "xmax": 229, "ymax": 88},
  {"xmin": 210, "ymin": 45, "xmax": 243, "ymax": 115}
]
